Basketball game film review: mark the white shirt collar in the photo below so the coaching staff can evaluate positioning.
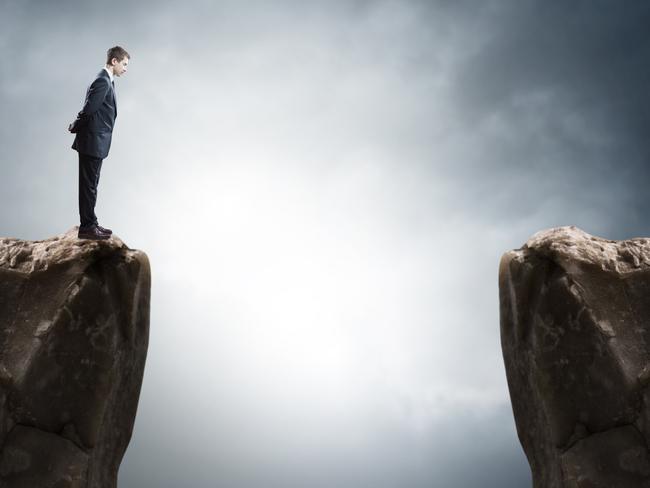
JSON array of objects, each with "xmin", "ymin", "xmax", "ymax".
[{"xmin": 103, "ymin": 66, "xmax": 114, "ymax": 83}]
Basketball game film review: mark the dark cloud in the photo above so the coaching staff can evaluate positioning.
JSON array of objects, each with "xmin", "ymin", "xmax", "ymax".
[
  {"xmin": 438, "ymin": 1, "xmax": 650, "ymax": 237},
  {"xmin": 453, "ymin": 1, "xmax": 650, "ymax": 127}
]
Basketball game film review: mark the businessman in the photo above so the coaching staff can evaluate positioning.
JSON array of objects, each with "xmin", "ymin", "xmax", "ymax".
[{"xmin": 69, "ymin": 46, "xmax": 129, "ymax": 240}]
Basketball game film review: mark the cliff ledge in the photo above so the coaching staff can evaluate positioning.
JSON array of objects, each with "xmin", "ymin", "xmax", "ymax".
[
  {"xmin": 0, "ymin": 227, "xmax": 150, "ymax": 488},
  {"xmin": 500, "ymin": 226, "xmax": 650, "ymax": 487}
]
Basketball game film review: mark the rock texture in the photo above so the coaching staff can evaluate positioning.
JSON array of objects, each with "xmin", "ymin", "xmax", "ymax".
[
  {"xmin": 500, "ymin": 226, "xmax": 650, "ymax": 488},
  {"xmin": 0, "ymin": 227, "xmax": 150, "ymax": 488}
]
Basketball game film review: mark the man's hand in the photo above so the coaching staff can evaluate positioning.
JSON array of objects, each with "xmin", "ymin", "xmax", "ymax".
[{"xmin": 68, "ymin": 113, "xmax": 84, "ymax": 133}]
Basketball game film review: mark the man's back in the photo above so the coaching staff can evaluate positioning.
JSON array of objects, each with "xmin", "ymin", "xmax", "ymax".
[{"xmin": 71, "ymin": 69, "xmax": 117, "ymax": 160}]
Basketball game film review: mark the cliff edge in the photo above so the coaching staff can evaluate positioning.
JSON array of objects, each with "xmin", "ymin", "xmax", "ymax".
[
  {"xmin": 0, "ymin": 227, "xmax": 150, "ymax": 488},
  {"xmin": 500, "ymin": 226, "xmax": 650, "ymax": 487}
]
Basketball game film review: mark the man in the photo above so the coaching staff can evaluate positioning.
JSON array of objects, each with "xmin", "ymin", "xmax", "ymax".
[{"xmin": 69, "ymin": 46, "xmax": 129, "ymax": 240}]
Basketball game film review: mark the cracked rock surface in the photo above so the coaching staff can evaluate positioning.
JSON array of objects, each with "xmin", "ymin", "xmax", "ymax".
[
  {"xmin": 0, "ymin": 227, "xmax": 150, "ymax": 488},
  {"xmin": 500, "ymin": 226, "xmax": 650, "ymax": 488}
]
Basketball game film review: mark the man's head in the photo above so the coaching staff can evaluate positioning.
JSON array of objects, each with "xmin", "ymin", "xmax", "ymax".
[{"xmin": 106, "ymin": 46, "xmax": 130, "ymax": 77}]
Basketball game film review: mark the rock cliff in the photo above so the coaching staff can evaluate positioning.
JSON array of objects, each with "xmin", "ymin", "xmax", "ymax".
[
  {"xmin": 500, "ymin": 226, "xmax": 650, "ymax": 487},
  {"xmin": 0, "ymin": 227, "xmax": 150, "ymax": 488}
]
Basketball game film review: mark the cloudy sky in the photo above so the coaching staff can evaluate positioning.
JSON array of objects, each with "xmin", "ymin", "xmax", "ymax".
[{"xmin": 1, "ymin": 0, "xmax": 649, "ymax": 486}]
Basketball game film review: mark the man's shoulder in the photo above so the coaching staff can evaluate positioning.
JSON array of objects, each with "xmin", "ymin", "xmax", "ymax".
[{"xmin": 90, "ymin": 71, "xmax": 111, "ymax": 87}]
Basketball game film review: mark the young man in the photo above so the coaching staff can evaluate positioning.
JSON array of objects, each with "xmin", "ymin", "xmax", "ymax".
[{"xmin": 69, "ymin": 46, "xmax": 129, "ymax": 240}]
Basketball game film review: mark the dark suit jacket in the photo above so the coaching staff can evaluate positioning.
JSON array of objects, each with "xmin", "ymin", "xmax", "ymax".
[{"xmin": 71, "ymin": 69, "xmax": 117, "ymax": 159}]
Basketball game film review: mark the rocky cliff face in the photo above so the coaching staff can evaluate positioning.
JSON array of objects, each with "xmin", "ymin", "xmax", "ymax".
[
  {"xmin": 0, "ymin": 227, "xmax": 150, "ymax": 488},
  {"xmin": 500, "ymin": 226, "xmax": 650, "ymax": 488}
]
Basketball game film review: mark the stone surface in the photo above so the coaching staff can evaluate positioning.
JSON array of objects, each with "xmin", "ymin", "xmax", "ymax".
[
  {"xmin": 0, "ymin": 227, "xmax": 150, "ymax": 488},
  {"xmin": 500, "ymin": 226, "xmax": 650, "ymax": 488}
]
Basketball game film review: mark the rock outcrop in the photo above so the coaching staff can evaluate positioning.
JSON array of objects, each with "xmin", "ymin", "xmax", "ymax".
[
  {"xmin": 500, "ymin": 226, "xmax": 650, "ymax": 487},
  {"xmin": 0, "ymin": 227, "xmax": 150, "ymax": 488}
]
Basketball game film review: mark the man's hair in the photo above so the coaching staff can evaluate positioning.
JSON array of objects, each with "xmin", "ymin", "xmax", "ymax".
[{"xmin": 106, "ymin": 46, "xmax": 130, "ymax": 65}]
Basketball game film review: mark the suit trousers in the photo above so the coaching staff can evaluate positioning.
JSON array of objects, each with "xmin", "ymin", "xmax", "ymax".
[{"xmin": 78, "ymin": 152, "xmax": 103, "ymax": 229}]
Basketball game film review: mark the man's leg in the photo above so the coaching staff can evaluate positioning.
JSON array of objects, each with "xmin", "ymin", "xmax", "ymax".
[
  {"xmin": 78, "ymin": 153, "xmax": 103, "ymax": 229},
  {"xmin": 93, "ymin": 158, "xmax": 103, "ymax": 227}
]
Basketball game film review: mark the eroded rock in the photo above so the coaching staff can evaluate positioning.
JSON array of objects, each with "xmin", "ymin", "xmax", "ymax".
[
  {"xmin": 500, "ymin": 226, "xmax": 650, "ymax": 487},
  {"xmin": 0, "ymin": 227, "xmax": 150, "ymax": 488}
]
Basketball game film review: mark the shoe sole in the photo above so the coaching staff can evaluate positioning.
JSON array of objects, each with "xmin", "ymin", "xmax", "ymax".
[{"xmin": 78, "ymin": 234, "xmax": 110, "ymax": 240}]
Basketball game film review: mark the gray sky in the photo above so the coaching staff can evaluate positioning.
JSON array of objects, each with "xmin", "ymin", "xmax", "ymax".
[{"xmin": 1, "ymin": 1, "xmax": 649, "ymax": 487}]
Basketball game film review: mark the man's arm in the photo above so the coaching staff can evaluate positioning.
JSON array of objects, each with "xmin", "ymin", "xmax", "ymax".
[{"xmin": 71, "ymin": 76, "xmax": 111, "ymax": 130}]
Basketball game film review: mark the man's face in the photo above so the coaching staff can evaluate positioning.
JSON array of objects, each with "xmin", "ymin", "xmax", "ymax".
[{"xmin": 111, "ymin": 56, "xmax": 129, "ymax": 77}]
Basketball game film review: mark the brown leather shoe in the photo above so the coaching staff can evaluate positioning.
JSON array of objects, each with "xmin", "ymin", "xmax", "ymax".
[
  {"xmin": 97, "ymin": 225, "xmax": 113, "ymax": 234},
  {"xmin": 78, "ymin": 226, "xmax": 110, "ymax": 240}
]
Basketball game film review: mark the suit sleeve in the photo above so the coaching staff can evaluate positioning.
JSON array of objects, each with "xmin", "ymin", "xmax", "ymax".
[{"xmin": 77, "ymin": 77, "xmax": 111, "ymax": 125}]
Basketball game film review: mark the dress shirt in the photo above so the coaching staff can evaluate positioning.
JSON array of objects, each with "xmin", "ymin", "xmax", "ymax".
[{"xmin": 103, "ymin": 66, "xmax": 114, "ymax": 83}]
